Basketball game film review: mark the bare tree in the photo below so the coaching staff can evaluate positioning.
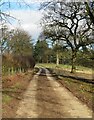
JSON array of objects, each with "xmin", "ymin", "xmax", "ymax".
[
  {"xmin": 0, "ymin": 0, "xmax": 31, "ymax": 54},
  {"xmin": 85, "ymin": 1, "xmax": 94, "ymax": 24},
  {"xmin": 0, "ymin": 0, "xmax": 31, "ymax": 23},
  {"xmin": 41, "ymin": 1, "xmax": 93, "ymax": 73}
]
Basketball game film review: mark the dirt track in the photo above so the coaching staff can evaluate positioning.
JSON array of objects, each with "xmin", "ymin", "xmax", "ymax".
[{"xmin": 16, "ymin": 68, "xmax": 92, "ymax": 118}]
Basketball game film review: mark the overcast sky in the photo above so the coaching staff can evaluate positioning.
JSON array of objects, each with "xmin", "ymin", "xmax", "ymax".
[
  {"xmin": 8, "ymin": 9, "xmax": 43, "ymax": 41},
  {"xmin": 1, "ymin": 0, "xmax": 47, "ymax": 42}
]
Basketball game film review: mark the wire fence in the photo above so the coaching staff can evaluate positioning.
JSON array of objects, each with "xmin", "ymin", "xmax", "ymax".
[{"xmin": 2, "ymin": 66, "xmax": 26, "ymax": 76}]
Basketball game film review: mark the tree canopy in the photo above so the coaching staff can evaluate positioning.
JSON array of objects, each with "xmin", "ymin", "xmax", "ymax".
[{"xmin": 41, "ymin": 1, "xmax": 94, "ymax": 72}]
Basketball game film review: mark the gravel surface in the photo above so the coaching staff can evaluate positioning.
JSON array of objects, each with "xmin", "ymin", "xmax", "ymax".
[{"xmin": 16, "ymin": 68, "xmax": 92, "ymax": 118}]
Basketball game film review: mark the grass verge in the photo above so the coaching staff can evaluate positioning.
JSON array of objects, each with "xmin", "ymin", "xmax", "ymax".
[
  {"xmin": 38, "ymin": 63, "xmax": 93, "ymax": 111},
  {"xmin": 2, "ymin": 95, "xmax": 12, "ymax": 104},
  {"xmin": 2, "ymin": 70, "xmax": 34, "ymax": 118},
  {"xmin": 58, "ymin": 76, "xmax": 93, "ymax": 111},
  {"xmin": 37, "ymin": 63, "xmax": 92, "ymax": 74}
]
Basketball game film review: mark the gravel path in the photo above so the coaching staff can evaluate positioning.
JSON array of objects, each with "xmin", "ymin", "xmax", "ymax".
[{"xmin": 16, "ymin": 68, "xmax": 92, "ymax": 118}]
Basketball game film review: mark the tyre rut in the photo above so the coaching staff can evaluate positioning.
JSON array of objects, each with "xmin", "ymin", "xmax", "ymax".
[{"xmin": 16, "ymin": 68, "xmax": 92, "ymax": 118}]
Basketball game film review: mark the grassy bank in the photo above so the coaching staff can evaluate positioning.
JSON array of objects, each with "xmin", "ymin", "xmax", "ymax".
[
  {"xmin": 2, "ymin": 70, "xmax": 34, "ymax": 118},
  {"xmin": 37, "ymin": 63, "xmax": 93, "ymax": 111},
  {"xmin": 37, "ymin": 63, "xmax": 92, "ymax": 74},
  {"xmin": 58, "ymin": 76, "xmax": 93, "ymax": 111}
]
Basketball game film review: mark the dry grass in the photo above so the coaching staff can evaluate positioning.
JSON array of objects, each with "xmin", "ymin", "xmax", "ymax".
[
  {"xmin": 38, "ymin": 63, "xmax": 93, "ymax": 111},
  {"xmin": 37, "ymin": 63, "xmax": 92, "ymax": 74},
  {"xmin": 2, "ymin": 70, "xmax": 34, "ymax": 118},
  {"xmin": 58, "ymin": 76, "xmax": 93, "ymax": 110}
]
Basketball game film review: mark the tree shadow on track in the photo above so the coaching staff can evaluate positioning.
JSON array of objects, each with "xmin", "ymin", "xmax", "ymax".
[
  {"xmin": 47, "ymin": 68, "xmax": 94, "ymax": 84},
  {"xmin": 35, "ymin": 70, "xmax": 68, "ymax": 118}
]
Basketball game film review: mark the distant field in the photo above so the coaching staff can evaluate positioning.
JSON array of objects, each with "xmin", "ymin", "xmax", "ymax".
[{"xmin": 36, "ymin": 63, "xmax": 92, "ymax": 74}]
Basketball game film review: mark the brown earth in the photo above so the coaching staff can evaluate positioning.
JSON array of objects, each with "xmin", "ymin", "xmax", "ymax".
[
  {"xmin": 48, "ymin": 68, "xmax": 93, "ymax": 111},
  {"xmin": 2, "ymin": 68, "xmax": 93, "ymax": 118},
  {"xmin": 2, "ymin": 71, "xmax": 34, "ymax": 118},
  {"xmin": 16, "ymin": 68, "xmax": 92, "ymax": 118}
]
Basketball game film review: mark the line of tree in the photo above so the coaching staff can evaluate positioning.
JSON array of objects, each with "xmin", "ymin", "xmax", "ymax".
[
  {"xmin": 1, "ymin": 26, "xmax": 35, "ymax": 75},
  {"xmin": 1, "ymin": 0, "xmax": 94, "ymax": 75},
  {"xmin": 0, "ymin": 0, "xmax": 36, "ymax": 75},
  {"xmin": 33, "ymin": 36, "xmax": 93, "ymax": 68}
]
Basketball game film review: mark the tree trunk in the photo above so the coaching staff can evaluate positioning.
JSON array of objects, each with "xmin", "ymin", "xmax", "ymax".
[
  {"xmin": 71, "ymin": 50, "xmax": 77, "ymax": 73},
  {"xmin": 47, "ymin": 56, "xmax": 48, "ymax": 63},
  {"xmin": 0, "ymin": 53, "xmax": 2, "ymax": 120},
  {"xmin": 56, "ymin": 51, "xmax": 59, "ymax": 66}
]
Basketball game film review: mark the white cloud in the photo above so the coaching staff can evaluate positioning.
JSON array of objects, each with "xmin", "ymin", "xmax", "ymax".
[{"xmin": 7, "ymin": 9, "xmax": 43, "ymax": 41}]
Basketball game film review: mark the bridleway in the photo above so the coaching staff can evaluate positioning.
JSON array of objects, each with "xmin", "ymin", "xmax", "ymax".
[{"xmin": 16, "ymin": 68, "xmax": 92, "ymax": 118}]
